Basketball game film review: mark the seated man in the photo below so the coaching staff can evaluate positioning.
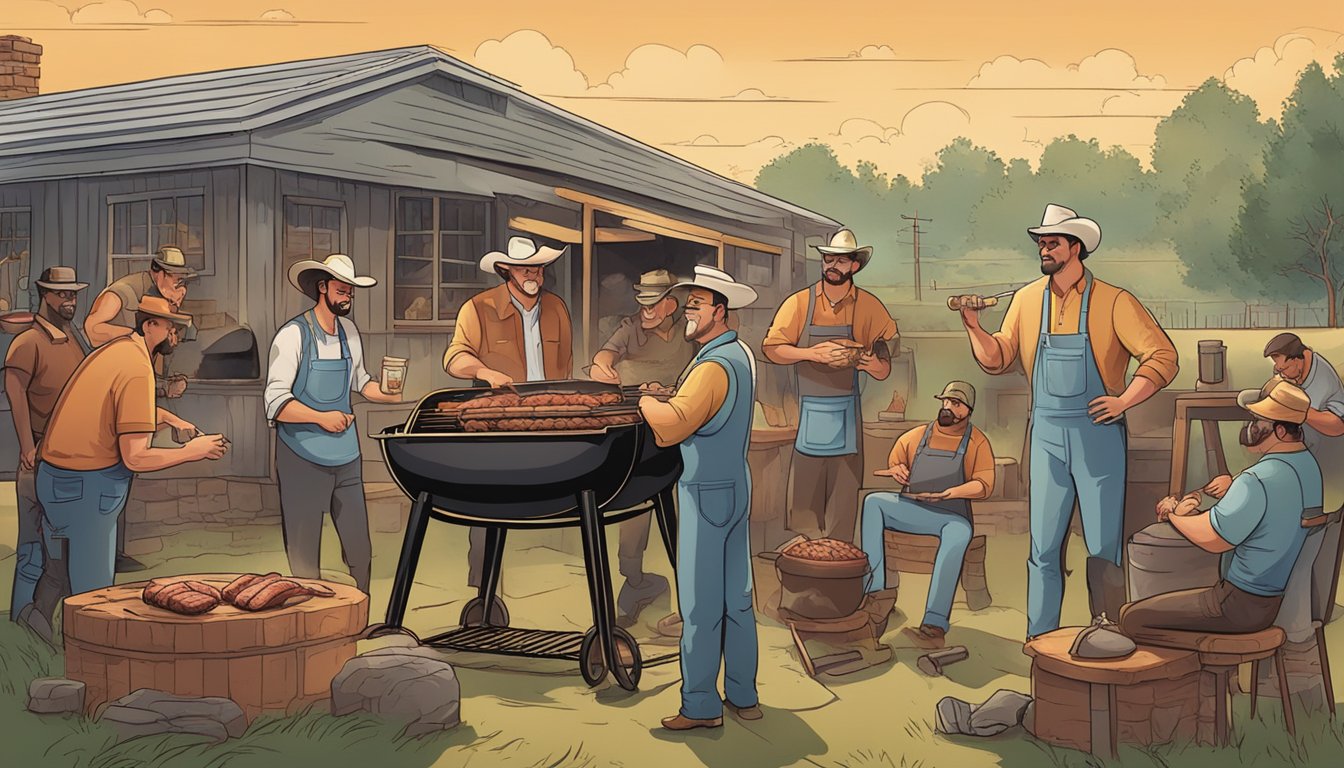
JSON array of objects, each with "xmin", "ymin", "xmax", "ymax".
[
  {"xmin": 1120, "ymin": 381, "xmax": 1321, "ymax": 641},
  {"xmin": 859, "ymin": 381, "xmax": 996, "ymax": 649}
]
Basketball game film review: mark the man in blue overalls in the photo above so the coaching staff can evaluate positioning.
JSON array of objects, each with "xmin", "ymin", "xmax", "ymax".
[
  {"xmin": 955, "ymin": 205, "xmax": 1178, "ymax": 639},
  {"xmin": 265, "ymin": 254, "xmax": 403, "ymax": 593},
  {"xmin": 639, "ymin": 265, "xmax": 760, "ymax": 731}
]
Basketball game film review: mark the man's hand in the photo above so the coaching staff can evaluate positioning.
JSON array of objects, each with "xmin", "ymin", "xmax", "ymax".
[
  {"xmin": 184, "ymin": 434, "xmax": 229, "ymax": 461},
  {"xmin": 1203, "ymin": 474, "xmax": 1233, "ymax": 500},
  {"xmin": 314, "ymin": 410, "xmax": 354, "ymax": 434},
  {"xmin": 856, "ymin": 352, "xmax": 885, "ymax": 376},
  {"xmin": 957, "ymin": 295, "xmax": 987, "ymax": 329},
  {"xmin": 1088, "ymin": 395, "xmax": 1127, "ymax": 425},
  {"xmin": 809, "ymin": 340, "xmax": 848, "ymax": 366},
  {"xmin": 1172, "ymin": 496, "xmax": 1202, "ymax": 518},
  {"xmin": 20, "ymin": 446, "xmax": 37, "ymax": 471},
  {"xmin": 479, "ymin": 368, "xmax": 514, "ymax": 389},
  {"xmin": 1156, "ymin": 495, "xmax": 1179, "ymax": 522},
  {"xmin": 590, "ymin": 360, "xmax": 620, "ymax": 384},
  {"xmin": 874, "ymin": 463, "xmax": 911, "ymax": 485},
  {"xmin": 911, "ymin": 490, "xmax": 952, "ymax": 502},
  {"xmin": 164, "ymin": 374, "xmax": 188, "ymax": 399}
]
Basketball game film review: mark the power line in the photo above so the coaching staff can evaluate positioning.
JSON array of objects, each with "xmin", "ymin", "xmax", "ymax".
[{"xmin": 900, "ymin": 212, "xmax": 933, "ymax": 301}]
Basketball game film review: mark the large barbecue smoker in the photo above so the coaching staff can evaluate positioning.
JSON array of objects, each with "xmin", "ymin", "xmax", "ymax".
[{"xmin": 366, "ymin": 380, "xmax": 681, "ymax": 691}]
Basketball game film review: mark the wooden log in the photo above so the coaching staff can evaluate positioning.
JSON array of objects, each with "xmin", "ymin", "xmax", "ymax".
[
  {"xmin": 63, "ymin": 574, "xmax": 366, "ymax": 721},
  {"xmin": 918, "ymin": 646, "xmax": 970, "ymax": 676}
]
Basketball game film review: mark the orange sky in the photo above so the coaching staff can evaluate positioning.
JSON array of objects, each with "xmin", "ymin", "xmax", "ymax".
[{"xmin": 6, "ymin": 1, "xmax": 1343, "ymax": 181}]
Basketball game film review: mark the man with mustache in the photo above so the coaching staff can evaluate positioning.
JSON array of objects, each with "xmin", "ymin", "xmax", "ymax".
[
  {"xmin": 764, "ymin": 228, "xmax": 898, "ymax": 544},
  {"xmin": 445, "ymin": 236, "xmax": 573, "ymax": 589},
  {"xmin": 3, "ymin": 267, "xmax": 91, "ymax": 623},
  {"xmin": 266, "ymin": 254, "xmax": 402, "ymax": 593},
  {"xmin": 1122, "ymin": 381, "xmax": 1321, "ymax": 642},
  {"xmin": 590, "ymin": 268, "xmax": 696, "ymax": 625},
  {"xmin": 858, "ymin": 381, "xmax": 997, "ymax": 648},
  {"xmin": 955, "ymin": 204, "xmax": 1178, "ymax": 639},
  {"xmin": 84, "ymin": 245, "xmax": 197, "ymax": 574}
]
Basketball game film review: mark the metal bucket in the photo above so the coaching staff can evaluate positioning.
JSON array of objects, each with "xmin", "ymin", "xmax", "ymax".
[
  {"xmin": 1197, "ymin": 339, "xmax": 1226, "ymax": 386},
  {"xmin": 1127, "ymin": 522, "xmax": 1221, "ymax": 601}
]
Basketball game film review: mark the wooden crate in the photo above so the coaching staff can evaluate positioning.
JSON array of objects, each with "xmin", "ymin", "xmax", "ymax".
[{"xmin": 63, "ymin": 574, "xmax": 367, "ymax": 721}]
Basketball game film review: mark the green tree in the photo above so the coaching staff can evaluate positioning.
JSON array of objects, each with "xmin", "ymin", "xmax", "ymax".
[
  {"xmin": 1232, "ymin": 58, "xmax": 1344, "ymax": 325},
  {"xmin": 1153, "ymin": 79, "xmax": 1274, "ymax": 298}
]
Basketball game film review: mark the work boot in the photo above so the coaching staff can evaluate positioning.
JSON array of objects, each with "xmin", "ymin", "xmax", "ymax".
[
  {"xmin": 660, "ymin": 713, "xmax": 722, "ymax": 731},
  {"xmin": 116, "ymin": 554, "xmax": 148, "ymax": 573},
  {"xmin": 724, "ymin": 700, "xmax": 763, "ymax": 721},
  {"xmin": 616, "ymin": 573, "xmax": 669, "ymax": 628},
  {"xmin": 17, "ymin": 603, "xmax": 55, "ymax": 646},
  {"xmin": 900, "ymin": 624, "xmax": 947, "ymax": 650},
  {"xmin": 863, "ymin": 587, "xmax": 899, "ymax": 637}
]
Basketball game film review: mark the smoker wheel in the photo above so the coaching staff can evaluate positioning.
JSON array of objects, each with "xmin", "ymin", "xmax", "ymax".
[
  {"xmin": 459, "ymin": 595, "xmax": 510, "ymax": 628},
  {"xmin": 579, "ymin": 626, "xmax": 642, "ymax": 689}
]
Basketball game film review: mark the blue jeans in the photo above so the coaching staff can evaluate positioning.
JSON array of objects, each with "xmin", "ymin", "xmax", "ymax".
[
  {"xmin": 36, "ymin": 462, "xmax": 133, "ymax": 596},
  {"xmin": 860, "ymin": 493, "xmax": 973, "ymax": 631},
  {"xmin": 677, "ymin": 480, "xmax": 758, "ymax": 720}
]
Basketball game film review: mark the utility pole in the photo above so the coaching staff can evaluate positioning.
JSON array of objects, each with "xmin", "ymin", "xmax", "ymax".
[{"xmin": 901, "ymin": 211, "xmax": 933, "ymax": 301}]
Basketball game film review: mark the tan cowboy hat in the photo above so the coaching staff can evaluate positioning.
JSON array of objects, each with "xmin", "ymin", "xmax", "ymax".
[
  {"xmin": 34, "ymin": 266, "xmax": 88, "ymax": 292},
  {"xmin": 152, "ymin": 246, "xmax": 199, "ymax": 278},
  {"xmin": 137, "ymin": 295, "xmax": 193, "ymax": 327},
  {"xmin": 1237, "ymin": 380, "xmax": 1310, "ymax": 424},
  {"xmin": 287, "ymin": 253, "xmax": 378, "ymax": 300},
  {"xmin": 656, "ymin": 265, "xmax": 758, "ymax": 309},
  {"xmin": 634, "ymin": 269, "xmax": 678, "ymax": 306},
  {"xmin": 1028, "ymin": 204, "xmax": 1102, "ymax": 253},
  {"xmin": 479, "ymin": 236, "xmax": 568, "ymax": 273},
  {"xmin": 812, "ymin": 228, "xmax": 873, "ymax": 267}
]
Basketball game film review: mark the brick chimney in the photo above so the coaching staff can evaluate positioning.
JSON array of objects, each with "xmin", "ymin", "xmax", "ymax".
[{"xmin": 0, "ymin": 35, "xmax": 42, "ymax": 100}]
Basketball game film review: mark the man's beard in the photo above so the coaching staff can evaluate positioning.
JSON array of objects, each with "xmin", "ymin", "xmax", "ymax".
[
  {"xmin": 518, "ymin": 278, "xmax": 541, "ymax": 296},
  {"xmin": 1239, "ymin": 421, "xmax": 1275, "ymax": 447},
  {"xmin": 325, "ymin": 295, "xmax": 352, "ymax": 317},
  {"xmin": 823, "ymin": 268, "xmax": 852, "ymax": 286},
  {"xmin": 684, "ymin": 318, "xmax": 699, "ymax": 339},
  {"xmin": 1039, "ymin": 257, "xmax": 1063, "ymax": 275},
  {"xmin": 154, "ymin": 339, "xmax": 175, "ymax": 357},
  {"xmin": 44, "ymin": 302, "xmax": 76, "ymax": 323},
  {"xmin": 936, "ymin": 408, "xmax": 963, "ymax": 427}
]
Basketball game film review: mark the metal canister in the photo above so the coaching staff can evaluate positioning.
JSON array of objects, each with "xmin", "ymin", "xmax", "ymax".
[
  {"xmin": 1197, "ymin": 339, "xmax": 1226, "ymax": 385},
  {"xmin": 1127, "ymin": 522, "xmax": 1221, "ymax": 601}
]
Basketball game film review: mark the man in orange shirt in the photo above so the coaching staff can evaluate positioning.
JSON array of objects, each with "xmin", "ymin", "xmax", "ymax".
[
  {"xmin": 860, "ymin": 382, "xmax": 996, "ymax": 649},
  {"xmin": 955, "ymin": 204, "xmax": 1178, "ymax": 638},
  {"xmin": 18, "ymin": 297, "xmax": 228, "ymax": 642}
]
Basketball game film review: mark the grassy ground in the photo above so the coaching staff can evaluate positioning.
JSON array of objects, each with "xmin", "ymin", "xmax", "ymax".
[{"xmin": 1, "ymin": 483, "xmax": 1341, "ymax": 768}]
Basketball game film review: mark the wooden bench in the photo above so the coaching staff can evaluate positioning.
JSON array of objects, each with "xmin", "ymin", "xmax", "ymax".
[
  {"xmin": 883, "ymin": 530, "xmax": 991, "ymax": 609},
  {"xmin": 1024, "ymin": 628, "xmax": 1201, "ymax": 758}
]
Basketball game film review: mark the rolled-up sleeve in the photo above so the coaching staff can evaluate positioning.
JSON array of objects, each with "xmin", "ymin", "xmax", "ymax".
[
  {"xmin": 856, "ymin": 293, "xmax": 899, "ymax": 351},
  {"xmin": 444, "ymin": 299, "xmax": 484, "ymax": 372},
  {"xmin": 763, "ymin": 292, "xmax": 805, "ymax": 349},
  {"xmin": 641, "ymin": 362, "xmax": 728, "ymax": 447},
  {"xmin": 967, "ymin": 430, "xmax": 996, "ymax": 500},
  {"xmin": 980, "ymin": 293, "xmax": 1024, "ymax": 375},
  {"xmin": 601, "ymin": 319, "xmax": 634, "ymax": 360},
  {"xmin": 264, "ymin": 324, "xmax": 301, "ymax": 424},
  {"xmin": 1114, "ymin": 290, "xmax": 1178, "ymax": 388},
  {"xmin": 1208, "ymin": 474, "xmax": 1267, "ymax": 547}
]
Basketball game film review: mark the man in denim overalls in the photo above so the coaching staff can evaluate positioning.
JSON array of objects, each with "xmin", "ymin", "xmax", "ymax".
[{"xmin": 955, "ymin": 205, "xmax": 1178, "ymax": 639}]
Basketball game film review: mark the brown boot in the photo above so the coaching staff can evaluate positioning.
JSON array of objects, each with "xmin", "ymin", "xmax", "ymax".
[
  {"xmin": 863, "ymin": 588, "xmax": 899, "ymax": 637},
  {"xmin": 660, "ymin": 713, "xmax": 723, "ymax": 731},
  {"xmin": 724, "ymin": 700, "xmax": 763, "ymax": 721},
  {"xmin": 900, "ymin": 624, "xmax": 946, "ymax": 650}
]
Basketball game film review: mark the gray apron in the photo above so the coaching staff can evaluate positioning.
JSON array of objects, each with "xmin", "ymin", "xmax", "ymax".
[
  {"xmin": 905, "ymin": 422, "xmax": 973, "ymax": 519},
  {"xmin": 794, "ymin": 286, "xmax": 860, "ymax": 457}
]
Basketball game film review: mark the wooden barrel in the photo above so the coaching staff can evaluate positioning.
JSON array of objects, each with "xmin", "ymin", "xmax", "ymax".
[
  {"xmin": 63, "ymin": 574, "xmax": 368, "ymax": 720},
  {"xmin": 883, "ymin": 530, "xmax": 991, "ymax": 608},
  {"xmin": 1127, "ymin": 522, "xmax": 1221, "ymax": 601}
]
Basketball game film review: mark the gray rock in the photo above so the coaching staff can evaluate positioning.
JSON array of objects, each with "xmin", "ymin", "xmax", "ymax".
[
  {"xmin": 1022, "ymin": 699, "xmax": 1036, "ymax": 736},
  {"xmin": 935, "ymin": 696, "xmax": 973, "ymax": 735},
  {"xmin": 968, "ymin": 690, "xmax": 1032, "ymax": 736},
  {"xmin": 331, "ymin": 650, "xmax": 461, "ymax": 737},
  {"xmin": 27, "ymin": 678, "xmax": 85, "ymax": 714},
  {"xmin": 99, "ymin": 689, "xmax": 246, "ymax": 743}
]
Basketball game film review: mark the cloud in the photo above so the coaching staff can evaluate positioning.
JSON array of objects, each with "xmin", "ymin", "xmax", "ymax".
[
  {"xmin": 968, "ymin": 49, "xmax": 1167, "ymax": 89},
  {"xmin": 259, "ymin": 9, "xmax": 295, "ymax": 21},
  {"xmin": 473, "ymin": 30, "xmax": 590, "ymax": 94},
  {"xmin": 593, "ymin": 44, "xmax": 727, "ymax": 97},
  {"xmin": 850, "ymin": 45, "xmax": 898, "ymax": 60},
  {"xmin": 662, "ymin": 135, "xmax": 795, "ymax": 182},
  {"xmin": 726, "ymin": 88, "xmax": 782, "ymax": 101},
  {"xmin": 70, "ymin": 1, "xmax": 173, "ymax": 24},
  {"xmin": 1222, "ymin": 31, "xmax": 1344, "ymax": 116}
]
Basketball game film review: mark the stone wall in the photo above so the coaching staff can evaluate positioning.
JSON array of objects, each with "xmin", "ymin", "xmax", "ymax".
[{"xmin": 122, "ymin": 478, "xmax": 280, "ymax": 555}]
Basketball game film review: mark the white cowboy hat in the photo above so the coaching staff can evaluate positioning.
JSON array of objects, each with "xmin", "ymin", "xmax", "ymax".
[
  {"xmin": 812, "ymin": 228, "xmax": 873, "ymax": 268},
  {"xmin": 656, "ymin": 265, "xmax": 758, "ymax": 309},
  {"xmin": 480, "ymin": 236, "xmax": 568, "ymax": 273},
  {"xmin": 287, "ymin": 253, "xmax": 377, "ymax": 299},
  {"xmin": 1028, "ymin": 204, "xmax": 1102, "ymax": 253}
]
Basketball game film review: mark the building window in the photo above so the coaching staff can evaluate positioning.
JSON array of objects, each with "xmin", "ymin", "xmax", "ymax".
[
  {"xmin": 394, "ymin": 196, "xmax": 491, "ymax": 324},
  {"xmin": 0, "ymin": 208, "xmax": 31, "ymax": 313},
  {"xmin": 283, "ymin": 200, "xmax": 344, "ymax": 266},
  {"xmin": 109, "ymin": 192, "xmax": 206, "ymax": 280},
  {"xmin": 729, "ymin": 244, "xmax": 776, "ymax": 288}
]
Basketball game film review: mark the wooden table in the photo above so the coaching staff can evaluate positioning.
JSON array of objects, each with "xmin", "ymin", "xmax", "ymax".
[
  {"xmin": 1024, "ymin": 628, "xmax": 1201, "ymax": 758},
  {"xmin": 1168, "ymin": 391, "xmax": 1243, "ymax": 496}
]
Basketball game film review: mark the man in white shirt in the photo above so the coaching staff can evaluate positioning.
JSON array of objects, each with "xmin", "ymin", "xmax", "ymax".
[{"xmin": 265, "ymin": 254, "xmax": 402, "ymax": 593}]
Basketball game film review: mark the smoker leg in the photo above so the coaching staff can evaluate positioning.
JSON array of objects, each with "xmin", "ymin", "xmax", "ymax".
[
  {"xmin": 478, "ymin": 527, "xmax": 508, "ymax": 624},
  {"xmin": 363, "ymin": 491, "xmax": 431, "ymax": 642},
  {"xmin": 579, "ymin": 488, "xmax": 627, "ymax": 688},
  {"xmin": 654, "ymin": 489, "xmax": 678, "ymax": 574}
]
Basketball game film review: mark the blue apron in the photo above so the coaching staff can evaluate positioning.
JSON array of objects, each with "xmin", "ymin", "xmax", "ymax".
[
  {"xmin": 275, "ymin": 311, "xmax": 360, "ymax": 467},
  {"xmin": 794, "ymin": 286, "xmax": 860, "ymax": 457},
  {"xmin": 1025, "ymin": 273, "xmax": 1128, "ymax": 636}
]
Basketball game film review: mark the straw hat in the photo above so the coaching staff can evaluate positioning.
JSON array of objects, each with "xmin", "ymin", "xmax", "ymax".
[
  {"xmin": 287, "ymin": 254, "xmax": 377, "ymax": 300},
  {"xmin": 153, "ymin": 246, "xmax": 198, "ymax": 278},
  {"xmin": 1028, "ymin": 204, "xmax": 1102, "ymax": 253},
  {"xmin": 634, "ymin": 269, "xmax": 678, "ymax": 306},
  {"xmin": 137, "ymin": 295, "xmax": 193, "ymax": 327},
  {"xmin": 1236, "ymin": 380, "xmax": 1310, "ymax": 424}
]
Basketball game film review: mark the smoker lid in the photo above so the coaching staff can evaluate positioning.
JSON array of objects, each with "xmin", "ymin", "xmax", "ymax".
[
  {"xmin": 202, "ymin": 326, "xmax": 257, "ymax": 356},
  {"xmin": 1130, "ymin": 521, "xmax": 1194, "ymax": 546}
]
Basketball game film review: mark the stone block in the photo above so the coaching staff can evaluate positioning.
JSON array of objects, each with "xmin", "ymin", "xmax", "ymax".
[
  {"xmin": 145, "ymin": 501, "xmax": 179, "ymax": 523},
  {"xmin": 228, "ymin": 482, "xmax": 263, "ymax": 513},
  {"xmin": 133, "ymin": 481, "xmax": 175, "ymax": 503},
  {"xmin": 198, "ymin": 479, "xmax": 228, "ymax": 496},
  {"xmin": 28, "ymin": 678, "xmax": 84, "ymax": 714},
  {"xmin": 100, "ymin": 689, "xmax": 246, "ymax": 743},
  {"xmin": 198, "ymin": 494, "xmax": 228, "ymax": 516},
  {"xmin": 123, "ymin": 537, "xmax": 163, "ymax": 557},
  {"xmin": 262, "ymin": 484, "xmax": 280, "ymax": 512}
]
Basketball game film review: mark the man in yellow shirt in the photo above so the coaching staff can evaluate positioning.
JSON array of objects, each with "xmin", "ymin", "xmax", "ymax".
[
  {"xmin": 860, "ymin": 381, "xmax": 996, "ymax": 649},
  {"xmin": 764, "ymin": 228, "xmax": 899, "ymax": 544},
  {"xmin": 955, "ymin": 204, "xmax": 1178, "ymax": 638},
  {"xmin": 19, "ymin": 297, "xmax": 228, "ymax": 642}
]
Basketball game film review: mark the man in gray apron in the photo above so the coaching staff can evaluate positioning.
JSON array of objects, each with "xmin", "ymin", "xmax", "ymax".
[
  {"xmin": 764, "ymin": 228, "xmax": 898, "ymax": 543},
  {"xmin": 860, "ymin": 382, "xmax": 997, "ymax": 648},
  {"xmin": 265, "ymin": 254, "xmax": 403, "ymax": 593}
]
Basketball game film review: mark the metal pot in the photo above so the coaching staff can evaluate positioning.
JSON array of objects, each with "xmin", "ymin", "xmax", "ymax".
[
  {"xmin": 1127, "ymin": 521, "xmax": 1221, "ymax": 601},
  {"xmin": 773, "ymin": 550, "xmax": 869, "ymax": 620}
]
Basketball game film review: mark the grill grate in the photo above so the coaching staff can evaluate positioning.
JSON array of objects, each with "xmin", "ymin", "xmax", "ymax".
[{"xmin": 425, "ymin": 626, "xmax": 586, "ymax": 660}]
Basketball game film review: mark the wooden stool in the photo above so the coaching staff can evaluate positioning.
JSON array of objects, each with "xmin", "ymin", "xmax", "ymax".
[
  {"xmin": 1133, "ymin": 626, "xmax": 1295, "ymax": 744},
  {"xmin": 883, "ymin": 530, "xmax": 991, "ymax": 609},
  {"xmin": 782, "ymin": 609, "xmax": 882, "ymax": 677},
  {"xmin": 1313, "ymin": 620, "xmax": 1336, "ymax": 719},
  {"xmin": 1025, "ymin": 628, "xmax": 1201, "ymax": 758}
]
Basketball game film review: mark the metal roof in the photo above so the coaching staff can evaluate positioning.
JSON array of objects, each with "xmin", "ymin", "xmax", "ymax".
[{"xmin": 0, "ymin": 46, "xmax": 836, "ymax": 228}]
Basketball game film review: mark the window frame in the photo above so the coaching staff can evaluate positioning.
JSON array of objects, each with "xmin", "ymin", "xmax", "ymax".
[
  {"xmin": 0, "ymin": 206, "xmax": 33, "ymax": 314},
  {"xmin": 390, "ymin": 193, "xmax": 494, "ymax": 330},
  {"xmin": 106, "ymin": 187, "xmax": 211, "ymax": 279}
]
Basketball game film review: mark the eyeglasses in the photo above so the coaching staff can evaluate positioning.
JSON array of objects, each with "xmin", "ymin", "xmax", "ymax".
[{"xmin": 50, "ymin": 290, "xmax": 77, "ymax": 300}]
